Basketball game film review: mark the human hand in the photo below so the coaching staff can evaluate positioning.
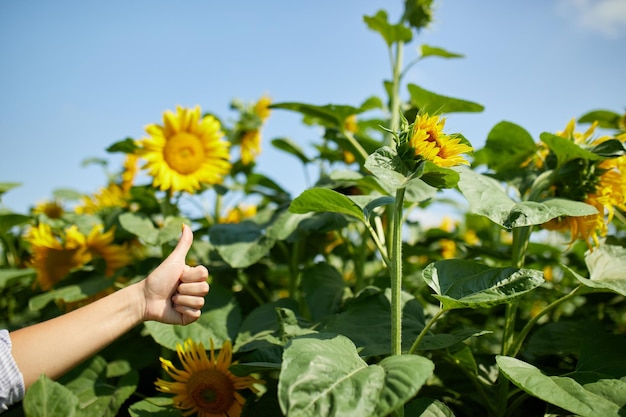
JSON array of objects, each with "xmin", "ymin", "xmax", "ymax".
[{"xmin": 141, "ymin": 224, "xmax": 209, "ymax": 325}]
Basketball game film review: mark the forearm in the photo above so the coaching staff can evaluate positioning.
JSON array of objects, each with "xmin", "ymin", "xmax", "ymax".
[{"xmin": 10, "ymin": 281, "xmax": 147, "ymax": 388}]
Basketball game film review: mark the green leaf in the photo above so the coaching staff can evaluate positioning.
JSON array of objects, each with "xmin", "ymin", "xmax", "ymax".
[
  {"xmin": 405, "ymin": 397, "xmax": 456, "ymax": 416},
  {"xmin": 144, "ymin": 284, "xmax": 241, "ymax": 350},
  {"xmin": 407, "ymin": 84, "xmax": 484, "ymax": 114},
  {"xmin": 374, "ymin": 355, "xmax": 435, "ymax": 416},
  {"xmin": 422, "ymin": 260, "xmax": 544, "ymax": 310},
  {"xmin": 418, "ymin": 328, "xmax": 491, "ymax": 351},
  {"xmin": 301, "ymin": 263, "xmax": 346, "ymax": 322},
  {"xmin": 210, "ymin": 221, "xmax": 277, "ymax": 268},
  {"xmin": 0, "ymin": 182, "xmax": 21, "ymax": 196},
  {"xmin": 321, "ymin": 287, "xmax": 425, "ymax": 356},
  {"xmin": 361, "ymin": 196, "xmax": 395, "ymax": 220},
  {"xmin": 590, "ymin": 139, "xmax": 626, "ymax": 158},
  {"xmin": 496, "ymin": 356, "xmax": 624, "ymax": 417},
  {"xmin": 0, "ymin": 268, "xmax": 35, "ymax": 289},
  {"xmin": 289, "ymin": 188, "xmax": 364, "ymax": 221},
  {"xmin": 278, "ymin": 334, "xmax": 433, "ymax": 417},
  {"xmin": 420, "ymin": 44, "xmax": 463, "ymax": 59},
  {"xmin": 128, "ymin": 397, "xmax": 179, "ymax": 417},
  {"xmin": 419, "ymin": 161, "xmax": 460, "ymax": 189},
  {"xmin": 0, "ymin": 212, "xmax": 30, "ymax": 233},
  {"xmin": 363, "ymin": 10, "xmax": 413, "ymax": 47},
  {"xmin": 118, "ymin": 212, "xmax": 158, "ymax": 245},
  {"xmin": 270, "ymin": 102, "xmax": 359, "ymax": 129},
  {"xmin": 474, "ymin": 121, "xmax": 537, "ymax": 173},
  {"xmin": 364, "ymin": 146, "xmax": 421, "ymax": 191},
  {"xmin": 23, "ymin": 375, "xmax": 80, "ymax": 417},
  {"xmin": 105, "ymin": 137, "xmax": 138, "ymax": 154},
  {"xmin": 578, "ymin": 109, "xmax": 622, "ymax": 129},
  {"xmin": 61, "ymin": 356, "xmax": 138, "ymax": 417},
  {"xmin": 540, "ymin": 132, "xmax": 601, "ymax": 167},
  {"xmin": 28, "ymin": 275, "xmax": 115, "ymax": 311},
  {"xmin": 564, "ymin": 244, "xmax": 626, "ymax": 296},
  {"xmin": 271, "ymin": 137, "xmax": 311, "ymax": 164},
  {"xmin": 454, "ymin": 166, "xmax": 598, "ymax": 228}
]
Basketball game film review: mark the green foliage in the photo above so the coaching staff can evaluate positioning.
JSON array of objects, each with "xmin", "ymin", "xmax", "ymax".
[{"xmin": 3, "ymin": 1, "xmax": 625, "ymax": 416}]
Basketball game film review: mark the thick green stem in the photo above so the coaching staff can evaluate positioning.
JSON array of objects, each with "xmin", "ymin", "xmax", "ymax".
[
  {"xmin": 387, "ymin": 41, "xmax": 404, "ymax": 146},
  {"xmin": 390, "ymin": 188, "xmax": 405, "ymax": 356}
]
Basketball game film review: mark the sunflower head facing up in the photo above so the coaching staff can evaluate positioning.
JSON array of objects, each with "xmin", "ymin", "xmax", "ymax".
[
  {"xmin": 138, "ymin": 106, "xmax": 232, "ymax": 194},
  {"xmin": 156, "ymin": 339, "xmax": 262, "ymax": 417},
  {"xmin": 405, "ymin": 113, "xmax": 473, "ymax": 168}
]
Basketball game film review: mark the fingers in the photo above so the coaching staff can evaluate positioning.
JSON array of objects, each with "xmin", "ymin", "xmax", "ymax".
[
  {"xmin": 174, "ymin": 305, "xmax": 202, "ymax": 324},
  {"xmin": 180, "ymin": 264, "xmax": 209, "ymax": 283}
]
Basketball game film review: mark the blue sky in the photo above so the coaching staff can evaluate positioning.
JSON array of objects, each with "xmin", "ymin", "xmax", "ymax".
[{"xmin": 1, "ymin": 0, "xmax": 625, "ymax": 218}]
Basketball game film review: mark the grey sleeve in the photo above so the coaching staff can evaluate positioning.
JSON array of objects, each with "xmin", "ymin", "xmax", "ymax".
[{"xmin": 0, "ymin": 329, "xmax": 25, "ymax": 412}]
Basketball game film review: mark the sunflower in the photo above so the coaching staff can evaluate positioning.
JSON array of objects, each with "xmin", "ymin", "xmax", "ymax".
[
  {"xmin": 121, "ymin": 152, "xmax": 139, "ymax": 192},
  {"xmin": 84, "ymin": 225, "xmax": 132, "ymax": 276},
  {"xmin": 156, "ymin": 339, "xmax": 262, "ymax": 417},
  {"xmin": 253, "ymin": 95, "xmax": 272, "ymax": 121},
  {"xmin": 239, "ymin": 129, "xmax": 262, "ymax": 166},
  {"xmin": 409, "ymin": 113, "xmax": 473, "ymax": 168},
  {"xmin": 138, "ymin": 106, "xmax": 231, "ymax": 194},
  {"xmin": 542, "ymin": 120, "xmax": 626, "ymax": 248},
  {"xmin": 25, "ymin": 224, "xmax": 90, "ymax": 290},
  {"xmin": 220, "ymin": 204, "xmax": 257, "ymax": 224},
  {"xmin": 75, "ymin": 184, "xmax": 129, "ymax": 215},
  {"xmin": 32, "ymin": 200, "xmax": 64, "ymax": 219}
]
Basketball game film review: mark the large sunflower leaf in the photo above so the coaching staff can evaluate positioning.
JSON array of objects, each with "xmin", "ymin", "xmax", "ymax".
[
  {"xmin": 473, "ymin": 121, "xmax": 536, "ymax": 174},
  {"xmin": 407, "ymin": 84, "xmax": 484, "ymax": 114},
  {"xmin": 210, "ymin": 221, "xmax": 277, "ymax": 268},
  {"xmin": 289, "ymin": 188, "xmax": 364, "ymax": 221},
  {"xmin": 321, "ymin": 287, "xmax": 425, "ymax": 357},
  {"xmin": 128, "ymin": 398, "xmax": 178, "ymax": 417},
  {"xmin": 540, "ymin": 132, "xmax": 601, "ymax": 167},
  {"xmin": 563, "ymin": 244, "xmax": 626, "ymax": 297},
  {"xmin": 422, "ymin": 259, "xmax": 544, "ymax": 310},
  {"xmin": 23, "ymin": 375, "xmax": 80, "ymax": 417},
  {"xmin": 454, "ymin": 166, "xmax": 597, "ymax": 228},
  {"xmin": 578, "ymin": 109, "xmax": 623, "ymax": 129},
  {"xmin": 496, "ymin": 356, "xmax": 624, "ymax": 417},
  {"xmin": 278, "ymin": 333, "xmax": 434, "ymax": 417}
]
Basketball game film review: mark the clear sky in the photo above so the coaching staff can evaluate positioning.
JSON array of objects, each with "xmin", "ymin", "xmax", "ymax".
[{"xmin": 1, "ymin": 0, "xmax": 625, "ymax": 216}]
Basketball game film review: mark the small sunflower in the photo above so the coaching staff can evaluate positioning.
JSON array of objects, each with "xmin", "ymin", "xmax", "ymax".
[
  {"xmin": 409, "ymin": 113, "xmax": 473, "ymax": 168},
  {"xmin": 220, "ymin": 204, "xmax": 257, "ymax": 224},
  {"xmin": 25, "ymin": 224, "xmax": 90, "ymax": 290},
  {"xmin": 156, "ymin": 339, "xmax": 262, "ymax": 417},
  {"xmin": 138, "ymin": 106, "xmax": 231, "ymax": 194},
  {"xmin": 240, "ymin": 129, "xmax": 262, "ymax": 166},
  {"xmin": 253, "ymin": 95, "xmax": 272, "ymax": 121},
  {"xmin": 32, "ymin": 200, "xmax": 64, "ymax": 219},
  {"xmin": 84, "ymin": 225, "xmax": 132, "ymax": 276},
  {"xmin": 75, "ymin": 184, "xmax": 129, "ymax": 215},
  {"xmin": 121, "ymin": 152, "xmax": 139, "ymax": 192},
  {"xmin": 542, "ymin": 120, "xmax": 626, "ymax": 248}
]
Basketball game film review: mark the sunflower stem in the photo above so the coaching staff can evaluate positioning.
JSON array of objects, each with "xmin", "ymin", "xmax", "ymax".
[{"xmin": 390, "ymin": 187, "xmax": 406, "ymax": 356}]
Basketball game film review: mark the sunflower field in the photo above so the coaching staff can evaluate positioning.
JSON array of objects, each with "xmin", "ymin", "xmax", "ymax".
[{"xmin": 1, "ymin": 1, "xmax": 626, "ymax": 417}]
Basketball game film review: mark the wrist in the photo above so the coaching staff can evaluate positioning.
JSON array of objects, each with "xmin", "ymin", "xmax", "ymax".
[{"xmin": 123, "ymin": 280, "xmax": 148, "ymax": 325}]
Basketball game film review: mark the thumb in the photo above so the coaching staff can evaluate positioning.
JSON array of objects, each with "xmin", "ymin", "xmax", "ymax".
[{"xmin": 166, "ymin": 223, "xmax": 194, "ymax": 263}]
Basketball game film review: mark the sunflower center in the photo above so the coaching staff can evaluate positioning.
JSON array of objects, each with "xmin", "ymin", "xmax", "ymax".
[
  {"xmin": 187, "ymin": 369, "xmax": 235, "ymax": 414},
  {"xmin": 163, "ymin": 132, "xmax": 205, "ymax": 175}
]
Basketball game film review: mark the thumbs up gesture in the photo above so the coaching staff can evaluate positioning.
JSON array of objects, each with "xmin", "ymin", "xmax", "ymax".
[{"xmin": 141, "ymin": 224, "xmax": 210, "ymax": 325}]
